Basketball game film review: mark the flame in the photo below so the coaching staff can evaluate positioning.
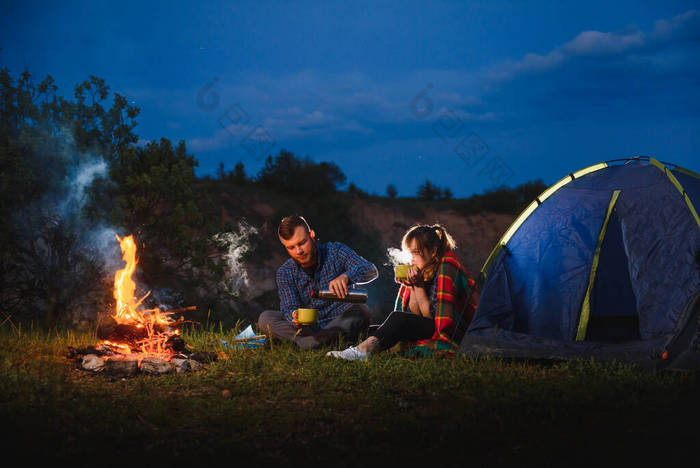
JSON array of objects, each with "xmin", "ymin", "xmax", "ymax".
[
  {"xmin": 114, "ymin": 235, "xmax": 138, "ymax": 323},
  {"xmin": 105, "ymin": 235, "xmax": 177, "ymax": 360}
]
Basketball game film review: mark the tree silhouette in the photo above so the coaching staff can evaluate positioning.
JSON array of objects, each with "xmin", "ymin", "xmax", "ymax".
[
  {"xmin": 417, "ymin": 180, "xmax": 443, "ymax": 200},
  {"xmin": 232, "ymin": 161, "xmax": 247, "ymax": 184},
  {"xmin": 256, "ymin": 149, "xmax": 346, "ymax": 196}
]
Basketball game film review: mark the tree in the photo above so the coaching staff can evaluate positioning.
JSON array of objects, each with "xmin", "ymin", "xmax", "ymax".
[
  {"xmin": 455, "ymin": 179, "xmax": 548, "ymax": 215},
  {"xmin": 348, "ymin": 182, "xmax": 367, "ymax": 197},
  {"xmin": 417, "ymin": 180, "xmax": 443, "ymax": 200},
  {"xmin": 231, "ymin": 161, "xmax": 247, "ymax": 184},
  {"xmin": 0, "ymin": 67, "xmax": 223, "ymax": 324},
  {"xmin": 386, "ymin": 184, "xmax": 398, "ymax": 198},
  {"xmin": 256, "ymin": 149, "xmax": 346, "ymax": 196},
  {"xmin": 0, "ymin": 69, "xmax": 139, "ymax": 323},
  {"xmin": 216, "ymin": 161, "xmax": 226, "ymax": 180},
  {"xmin": 109, "ymin": 137, "xmax": 220, "ymax": 293}
]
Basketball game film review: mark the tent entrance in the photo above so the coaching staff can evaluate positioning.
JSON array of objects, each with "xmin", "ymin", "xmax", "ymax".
[
  {"xmin": 586, "ymin": 208, "xmax": 640, "ymax": 342},
  {"xmin": 576, "ymin": 190, "xmax": 641, "ymax": 342}
]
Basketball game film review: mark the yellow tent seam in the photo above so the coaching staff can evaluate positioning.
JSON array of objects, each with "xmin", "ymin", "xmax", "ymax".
[
  {"xmin": 576, "ymin": 190, "xmax": 621, "ymax": 341},
  {"xmin": 479, "ymin": 162, "xmax": 608, "ymax": 282},
  {"xmin": 650, "ymin": 158, "xmax": 700, "ymax": 229},
  {"xmin": 673, "ymin": 165, "xmax": 700, "ymax": 181}
]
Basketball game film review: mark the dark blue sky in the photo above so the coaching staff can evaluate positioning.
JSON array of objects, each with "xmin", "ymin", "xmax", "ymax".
[{"xmin": 2, "ymin": 0, "xmax": 698, "ymax": 197}]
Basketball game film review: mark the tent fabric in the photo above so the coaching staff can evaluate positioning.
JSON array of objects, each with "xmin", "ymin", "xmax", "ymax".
[{"xmin": 463, "ymin": 159, "xmax": 700, "ymax": 370}]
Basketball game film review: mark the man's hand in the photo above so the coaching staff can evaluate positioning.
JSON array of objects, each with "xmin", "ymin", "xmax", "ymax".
[{"xmin": 328, "ymin": 273, "xmax": 349, "ymax": 298}]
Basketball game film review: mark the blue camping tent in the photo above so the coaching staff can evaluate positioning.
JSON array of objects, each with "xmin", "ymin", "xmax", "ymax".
[{"xmin": 461, "ymin": 157, "xmax": 700, "ymax": 371}]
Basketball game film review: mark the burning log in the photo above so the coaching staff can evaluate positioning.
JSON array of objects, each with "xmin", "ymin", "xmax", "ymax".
[
  {"xmin": 68, "ymin": 344, "xmax": 115, "ymax": 358},
  {"xmin": 97, "ymin": 316, "xmax": 148, "ymax": 345},
  {"xmin": 161, "ymin": 306, "xmax": 197, "ymax": 315},
  {"xmin": 165, "ymin": 334, "xmax": 187, "ymax": 353}
]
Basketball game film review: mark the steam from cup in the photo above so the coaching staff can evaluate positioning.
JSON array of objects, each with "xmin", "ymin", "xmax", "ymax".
[{"xmin": 386, "ymin": 247, "xmax": 412, "ymax": 266}]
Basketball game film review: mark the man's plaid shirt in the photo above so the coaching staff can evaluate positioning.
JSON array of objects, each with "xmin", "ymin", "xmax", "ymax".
[{"xmin": 277, "ymin": 242, "xmax": 378, "ymax": 327}]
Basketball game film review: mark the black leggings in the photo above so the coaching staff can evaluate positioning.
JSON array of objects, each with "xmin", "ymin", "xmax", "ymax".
[{"xmin": 369, "ymin": 311, "xmax": 435, "ymax": 351}]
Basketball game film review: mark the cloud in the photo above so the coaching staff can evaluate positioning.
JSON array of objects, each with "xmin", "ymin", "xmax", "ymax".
[
  {"xmin": 187, "ymin": 127, "xmax": 248, "ymax": 152},
  {"xmin": 478, "ymin": 8, "xmax": 700, "ymax": 125},
  {"xmin": 651, "ymin": 9, "xmax": 700, "ymax": 43},
  {"xmin": 130, "ymin": 9, "xmax": 698, "ymax": 166},
  {"xmin": 562, "ymin": 29, "xmax": 644, "ymax": 56},
  {"xmin": 491, "ymin": 9, "xmax": 698, "ymax": 83}
]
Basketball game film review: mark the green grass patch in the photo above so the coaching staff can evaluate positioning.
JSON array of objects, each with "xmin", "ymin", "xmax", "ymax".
[{"xmin": 1, "ymin": 324, "xmax": 699, "ymax": 466}]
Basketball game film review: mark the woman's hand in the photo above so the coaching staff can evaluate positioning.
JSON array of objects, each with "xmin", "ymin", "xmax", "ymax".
[
  {"xmin": 404, "ymin": 267, "xmax": 430, "ymax": 317},
  {"xmin": 404, "ymin": 266, "xmax": 424, "ymax": 287}
]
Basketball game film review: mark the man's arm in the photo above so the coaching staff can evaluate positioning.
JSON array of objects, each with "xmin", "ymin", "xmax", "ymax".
[
  {"xmin": 276, "ymin": 266, "xmax": 303, "ymax": 323},
  {"xmin": 334, "ymin": 242, "xmax": 378, "ymax": 285}
]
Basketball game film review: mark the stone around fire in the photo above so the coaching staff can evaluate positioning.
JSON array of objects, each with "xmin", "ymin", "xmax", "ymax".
[
  {"xmin": 140, "ymin": 357, "xmax": 174, "ymax": 375},
  {"xmin": 81, "ymin": 354, "xmax": 105, "ymax": 372}
]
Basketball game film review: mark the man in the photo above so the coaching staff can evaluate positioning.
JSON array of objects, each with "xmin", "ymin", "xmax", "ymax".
[{"xmin": 257, "ymin": 215, "xmax": 378, "ymax": 349}]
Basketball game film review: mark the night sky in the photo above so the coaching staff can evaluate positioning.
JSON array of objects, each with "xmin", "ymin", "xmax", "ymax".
[{"xmin": 2, "ymin": 0, "xmax": 698, "ymax": 197}]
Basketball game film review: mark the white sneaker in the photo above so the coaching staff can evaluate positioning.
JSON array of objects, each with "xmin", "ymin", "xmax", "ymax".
[{"xmin": 325, "ymin": 346, "xmax": 369, "ymax": 361}]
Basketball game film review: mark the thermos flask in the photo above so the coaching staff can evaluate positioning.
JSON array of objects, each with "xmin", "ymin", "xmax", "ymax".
[{"xmin": 312, "ymin": 288, "xmax": 368, "ymax": 303}]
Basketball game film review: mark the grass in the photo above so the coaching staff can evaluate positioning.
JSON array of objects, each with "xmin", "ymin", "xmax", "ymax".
[{"xmin": 2, "ymin": 322, "xmax": 699, "ymax": 467}]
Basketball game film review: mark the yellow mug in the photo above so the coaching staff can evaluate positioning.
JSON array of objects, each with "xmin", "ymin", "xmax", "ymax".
[
  {"xmin": 292, "ymin": 308, "xmax": 318, "ymax": 325},
  {"xmin": 394, "ymin": 264, "xmax": 411, "ymax": 280}
]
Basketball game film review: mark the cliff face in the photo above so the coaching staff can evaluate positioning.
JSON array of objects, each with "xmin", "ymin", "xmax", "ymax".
[{"xmin": 236, "ymin": 196, "xmax": 515, "ymax": 319}]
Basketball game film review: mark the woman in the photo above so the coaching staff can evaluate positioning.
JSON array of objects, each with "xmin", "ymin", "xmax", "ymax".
[{"xmin": 326, "ymin": 223, "xmax": 478, "ymax": 361}]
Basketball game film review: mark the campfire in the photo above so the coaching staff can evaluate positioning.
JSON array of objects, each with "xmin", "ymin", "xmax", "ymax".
[
  {"xmin": 69, "ymin": 234, "xmax": 216, "ymax": 375},
  {"xmin": 98, "ymin": 234, "xmax": 189, "ymax": 359}
]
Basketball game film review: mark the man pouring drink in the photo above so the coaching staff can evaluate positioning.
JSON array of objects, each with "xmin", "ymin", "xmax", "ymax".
[{"xmin": 257, "ymin": 215, "xmax": 378, "ymax": 349}]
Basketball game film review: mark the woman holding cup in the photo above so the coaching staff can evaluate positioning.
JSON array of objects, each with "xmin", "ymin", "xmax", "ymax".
[{"xmin": 327, "ymin": 223, "xmax": 478, "ymax": 361}]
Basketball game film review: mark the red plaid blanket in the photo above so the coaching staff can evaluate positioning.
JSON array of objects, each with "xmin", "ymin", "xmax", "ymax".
[{"xmin": 394, "ymin": 252, "xmax": 477, "ymax": 356}]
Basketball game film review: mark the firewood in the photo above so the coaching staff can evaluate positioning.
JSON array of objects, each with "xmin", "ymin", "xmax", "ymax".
[
  {"xmin": 110, "ymin": 324, "xmax": 149, "ymax": 344},
  {"xmin": 163, "ymin": 306, "xmax": 196, "ymax": 314},
  {"xmin": 96, "ymin": 316, "xmax": 119, "ymax": 340},
  {"xmin": 165, "ymin": 335, "xmax": 187, "ymax": 352},
  {"xmin": 68, "ymin": 345, "xmax": 113, "ymax": 358},
  {"xmin": 188, "ymin": 351, "xmax": 218, "ymax": 363}
]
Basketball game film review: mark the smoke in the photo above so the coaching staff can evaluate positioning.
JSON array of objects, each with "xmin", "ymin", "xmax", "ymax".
[
  {"xmin": 88, "ymin": 224, "xmax": 122, "ymax": 273},
  {"xmin": 385, "ymin": 247, "xmax": 412, "ymax": 266},
  {"xmin": 57, "ymin": 159, "xmax": 108, "ymax": 218},
  {"xmin": 212, "ymin": 221, "xmax": 259, "ymax": 297},
  {"xmin": 52, "ymin": 156, "xmax": 122, "ymax": 272},
  {"xmin": 5, "ymin": 132, "xmax": 128, "ymax": 322}
]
